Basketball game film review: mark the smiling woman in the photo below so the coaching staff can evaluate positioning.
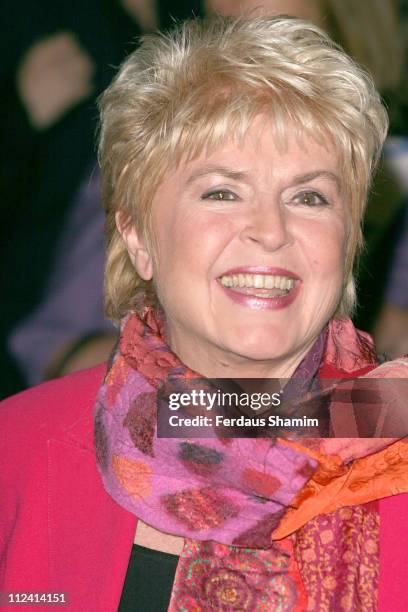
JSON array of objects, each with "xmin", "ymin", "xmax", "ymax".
[{"xmin": 2, "ymin": 15, "xmax": 408, "ymax": 612}]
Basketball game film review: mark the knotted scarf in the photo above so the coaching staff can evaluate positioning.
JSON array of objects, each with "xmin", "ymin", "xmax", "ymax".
[{"xmin": 94, "ymin": 308, "xmax": 408, "ymax": 610}]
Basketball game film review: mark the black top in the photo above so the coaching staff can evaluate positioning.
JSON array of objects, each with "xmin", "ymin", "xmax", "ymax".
[{"xmin": 118, "ymin": 544, "xmax": 179, "ymax": 611}]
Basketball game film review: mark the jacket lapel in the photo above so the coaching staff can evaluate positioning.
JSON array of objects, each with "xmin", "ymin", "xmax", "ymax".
[{"xmin": 48, "ymin": 411, "xmax": 137, "ymax": 611}]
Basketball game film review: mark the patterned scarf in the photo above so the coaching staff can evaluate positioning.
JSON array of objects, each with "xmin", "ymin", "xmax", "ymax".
[{"xmin": 94, "ymin": 309, "xmax": 407, "ymax": 610}]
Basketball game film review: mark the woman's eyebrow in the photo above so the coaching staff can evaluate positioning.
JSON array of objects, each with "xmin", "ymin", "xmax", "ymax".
[
  {"xmin": 186, "ymin": 166, "xmax": 342, "ymax": 192},
  {"xmin": 290, "ymin": 170, "xmax": 342, "ymax": 191},
  {"xmin": 186, "ymin": 165, "xmax": 249, "ymax": 184}
]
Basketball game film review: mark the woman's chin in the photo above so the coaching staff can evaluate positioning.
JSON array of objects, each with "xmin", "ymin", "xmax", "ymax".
[{"xmin": 217, "ymin": 330, "xmax": 300, "ymax": 371}]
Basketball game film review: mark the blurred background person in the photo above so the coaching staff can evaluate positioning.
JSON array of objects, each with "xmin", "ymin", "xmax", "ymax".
[
  {"xmin": 374, "ymin": 138, "xmax": 408, "ymax": 357},
  {"xmin": 1, "ymin": 0, "xmax": 202, "ymax": 398},
  {"xmin": 0, "ymin": 0, "xmax": 146, "ymax": 397}
]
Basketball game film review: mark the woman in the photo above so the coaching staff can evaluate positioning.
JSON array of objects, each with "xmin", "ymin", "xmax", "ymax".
[{"xmin": 1, "ymin": 15, "xmax": 408, "ymax": 612}]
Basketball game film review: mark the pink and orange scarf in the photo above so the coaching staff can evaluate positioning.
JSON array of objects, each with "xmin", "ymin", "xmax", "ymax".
[{"xmin": 94, "ymin": 309, "xmax": 408, "ymax": 610}]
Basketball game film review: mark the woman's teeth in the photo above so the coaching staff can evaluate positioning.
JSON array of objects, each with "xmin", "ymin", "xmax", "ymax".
[{"xmin": 219, "ymin": 273, "xmax": 295, "ymax": 292}]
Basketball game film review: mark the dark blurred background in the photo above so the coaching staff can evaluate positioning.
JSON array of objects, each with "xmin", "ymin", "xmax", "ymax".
[{"xmin": 1, "ymin": 0, "xmax": 407, "ymax": 399}]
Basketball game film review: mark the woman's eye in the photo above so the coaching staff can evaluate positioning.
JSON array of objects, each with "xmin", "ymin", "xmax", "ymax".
[
  {"xmin": 201, "ymin": 190, "xmax": 237, "ymax": 201},
  {"xmin": 294, "ymin": 191, "xmax": 329, "ymax": 207}
]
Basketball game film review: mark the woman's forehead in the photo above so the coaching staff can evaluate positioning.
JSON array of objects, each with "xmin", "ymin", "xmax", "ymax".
[{"xmin": 174, "ymin": 118, "xmax": 341, "ymax": 180}]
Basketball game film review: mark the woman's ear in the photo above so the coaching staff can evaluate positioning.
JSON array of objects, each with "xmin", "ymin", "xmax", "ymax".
[{"xmin": 115, "ymin": 212, "xmax": 153, "ymax": 281}]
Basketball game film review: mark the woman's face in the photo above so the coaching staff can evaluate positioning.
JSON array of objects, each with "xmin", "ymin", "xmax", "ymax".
[{"xmin": 124, "ymin": 118, "xmax": 348, "ymax": 377}]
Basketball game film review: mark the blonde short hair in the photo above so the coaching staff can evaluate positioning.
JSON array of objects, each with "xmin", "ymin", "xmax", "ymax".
[{"xmin": 98, "ymin": 15, "xmax": 388, "ymax": 323}]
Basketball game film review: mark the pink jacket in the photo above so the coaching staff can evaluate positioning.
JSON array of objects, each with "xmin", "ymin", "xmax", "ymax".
[{"xmin": 0, "ymin": 365, "xmax": 407, "ymax": 611}]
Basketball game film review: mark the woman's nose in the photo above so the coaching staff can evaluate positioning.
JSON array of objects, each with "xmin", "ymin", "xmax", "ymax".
[{"xmin": 240, "ymin": 203, "xmax": 293, "ymax": 252}]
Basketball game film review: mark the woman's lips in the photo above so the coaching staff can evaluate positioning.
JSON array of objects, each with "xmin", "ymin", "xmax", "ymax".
[
  {"xmin": 217, "ymin": 268, "xmax": 301, "ymax": 310},
  {"xmin": 218, "ymin": 284, "xmax": 301, "ymax": 310}
]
